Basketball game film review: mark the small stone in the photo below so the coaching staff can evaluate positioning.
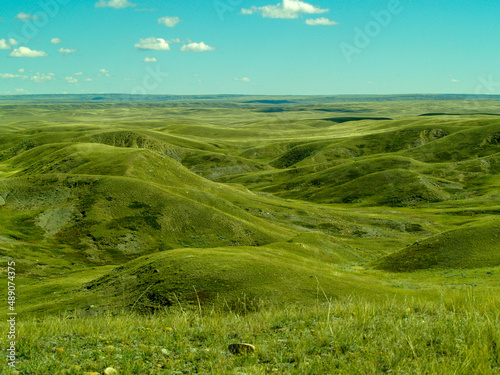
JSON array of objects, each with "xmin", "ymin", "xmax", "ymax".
[
  {"xmin": 228, "ymin": 343, "xmax": 255, "ymax": 355},
  {"xmin": 104, "ymin": 367, "xmax": 118, "ymax": 375},
  {"xmin": 161, "ymin": 348, "xmax": 170, "ymax": 356}
]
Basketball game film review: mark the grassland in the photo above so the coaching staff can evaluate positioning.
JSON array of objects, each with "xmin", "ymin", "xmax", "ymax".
[{"xmin": 0, "ymin": 96, "xmax": 499, "ymax": 374}]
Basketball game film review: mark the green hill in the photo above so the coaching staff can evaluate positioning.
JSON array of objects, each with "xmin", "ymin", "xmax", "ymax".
[
  {"xmin": 0, "ymin": 99, "xmax": 499, "ymax": 315},
  {"xmin": 372, "ymin": 219, "xmax": 500, "ymax": 271},
  {"xmin": 77, "ymin": 244, "xmax": 388, "ymax": 314}
]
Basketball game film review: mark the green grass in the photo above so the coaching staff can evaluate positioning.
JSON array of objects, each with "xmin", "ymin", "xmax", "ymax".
[
  {"xmin": 0, "ymin": 98, "xmax": 498, "ymax": 373},
  {"xmin": 372, "ymin": 218, "xmax": 500, "ymax": 271},
  {"xmin": 2, "ymin": 292, "xmax": 499, "ymax": 374}
]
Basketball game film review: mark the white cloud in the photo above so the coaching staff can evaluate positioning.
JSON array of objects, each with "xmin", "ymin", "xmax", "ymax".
[
  {"xmin": 98, "ymin": 69, "xmax": 111, "ymax": 77},
  {"xmin": 144, "ymin": 57, "xmax": 157, "ymax": 62},
  {"xmin": 9, "ymin": 47, "xmax": 48, "ymax": 58},
  {"xmin": 84, "ymin": 78, "xmax": 94, "ymax": 82},
  {"xmin": 95, "ymin": 0, "xmax": 136, "ymax": 8},
  {"xmin": 74, "ymin": 72, "xmax": 84, "ymax": 76},
  {"xmin": 0, "ymin": 39, "xmax": 10, "ymax": 49},
  {"xmin": 65, "ymin": 77, "xmax": 78, "ymax": 84},
  {"xmin": 158, "ymin": 16, "xmax": 181, "ymax": 27},
  {"xmin": 451, "ymin": 79, "xmax": 460, "ymax": 82},
  {"xmin": 15, "ymin": 12, "xmax": 40, "ymax": 22},
  {"xmin": 180, "ymin": 42, "xmax": 215, "ymax": 52},
  {"xmin": 168, "ymin": 38, "xmax": 184, "ymax": 44},
  {"xmin": 134, "ymin": 37, "xmax": 170, "ymax": 50},
  {"xmin": 18, "ymin": 68, "xmax": 25, "ymax": 73},
  {"xmin": 51, "ymin": 38, "xmax": 62, "ymax": 44},
  {"xmin": 0, "ymin": 38, "xmax": 18, "ymax": 50},
  {"xmin": 30, "ymin": 73, "xmax": 55, "ymax": 83},
  {"xmin": 58, "ymin": 47, "xmax": 77, "ymax": 55},
  {"xmin": 305, "ymin": 17, "xmax": 337, "ymax": 26},
  {"xmin": 0, "ymin": 73, "xmax": 23, "ymax": 79},
  {"xmin": 234, "ymin": 77, "xmax": 251, "ymax": 82},
  {"xmin": 241, "ymin": 0, "xmax": 328, "ymax": 19}
]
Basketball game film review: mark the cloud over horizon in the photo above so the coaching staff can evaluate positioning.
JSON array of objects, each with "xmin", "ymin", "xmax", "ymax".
[
  {"xmin": 0, "ymin": 73, "xmax": 26, "ymax": 79},
  {"xmin": 158, "ymin": 16, "xmax": 181, "ymax": 27},
  {"xmin": 135, "ymin": 37, "xmax": 170, "ymax": 50},
  {"xmin": 30, "ymin": 72, "xmax": 55, "ymax": 83},
  {"xmin": 15, "ymin": 12, "xmax": 40, "ymax": 22},
  {"xmin": 180, "ymin": 42, "xmax": 215, "ymax": 52},
  {"xmin": 65, "ymin": 77, "xmax": 78, "ymax": 84},
  {"xmin": 241, "ymin": 0, "xmax": 328, "ymax": 19},
  {"xmin": 0, "ymin": 38, "xmax": 19, "ymax": 50},
  {"xmin": 58, "ymin": 48, "xmax": 77, "ymax": 55},
  {"xmin": 9, "ymin": 47, "xmax": 48, "ymax": 58},
  {"xmin": 95, "ymin": 0, "xmax": 136, "ymax": 9},
  {"xmin": 305, "ymin": 17, "xmax": 337, "ymax": 26}
]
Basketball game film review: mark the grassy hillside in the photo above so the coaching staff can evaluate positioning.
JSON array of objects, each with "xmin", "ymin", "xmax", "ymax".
[
  {"xmin": 0, "ymin": 99, "xmax": 498, "ymax": 315},
  {"xmin": 8, "ymin": 293, "xmax": 500, "ymax": 375},
  {"xmin": 372, "ymin": 218, "xmax": 500, "ymax": 271},
  {"xmin": 0, "ymin": 98, "xmax": 499, "ymax": 374}
]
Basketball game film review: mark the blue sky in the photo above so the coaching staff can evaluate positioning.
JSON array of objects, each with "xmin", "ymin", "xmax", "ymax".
[{"xmin": 0, "ymin": 0, "xmax": 499, "ymax": 95}]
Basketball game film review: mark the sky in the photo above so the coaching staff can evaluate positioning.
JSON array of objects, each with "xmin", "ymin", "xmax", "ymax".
[{"xmin": 0, "ymin": 0, "xmax": 499, "ymax": 95}]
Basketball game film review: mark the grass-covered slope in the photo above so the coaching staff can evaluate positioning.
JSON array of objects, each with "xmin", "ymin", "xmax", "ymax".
[
  {"xmin": 0, "ymin": 173, "xmax": 295, "ymax": 264},
  {"xmin": 11, "ymin": 296, "xmax": 500, "ymax": 375},
  {"xmin": 0, "ymin": 100, "xmax": 499, "ymax": 315},
  {"xmin": 78, "ymin": 245, "xmax": 388, "ymax": 314},
  {"xmin": 221, "ymin": 117, "xmax": 499, "ymax": 207},
  {"xmin": 372, "ymin": 219, "xmax": 500, "ymax": 271}
]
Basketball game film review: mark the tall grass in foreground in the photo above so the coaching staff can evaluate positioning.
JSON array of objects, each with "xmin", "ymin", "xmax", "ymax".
[{"xmin": 2, "ymin": 290, "xmax": 499, "ymax": 374}]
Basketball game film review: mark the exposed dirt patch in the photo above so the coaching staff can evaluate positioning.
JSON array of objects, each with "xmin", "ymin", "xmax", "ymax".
[
  {"xmin": 36, "ymin": 205, "xmax": 75, "ymax": 235},
  {"xmin": 481, "ymin": 132, "xmax": 500, "ymax": 146},
  {"xmin": 117, "ymin": 233, "xmax": 142, "ymax": 254}
]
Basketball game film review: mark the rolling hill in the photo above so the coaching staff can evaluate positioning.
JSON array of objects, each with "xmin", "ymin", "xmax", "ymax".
[{"xmin": 0, "ymin": 98, "xmax": 498, "ymax": 314}]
